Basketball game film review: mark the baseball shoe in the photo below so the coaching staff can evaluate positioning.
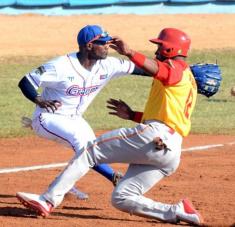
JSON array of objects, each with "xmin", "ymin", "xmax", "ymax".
[
  {"xmin": 68, "ymin": 187, "xmax": 89, "ymax": 200},
  {"xmin": 175, "ymin": 198, "xmax": 204, "ymax": 226},
  {"xmin": 16, "ymin": 192, "xmax": 53, "ymax": 217},
  {"xmin": 112, "ymin": 171, "xmax": 123, "ymax": 186}
]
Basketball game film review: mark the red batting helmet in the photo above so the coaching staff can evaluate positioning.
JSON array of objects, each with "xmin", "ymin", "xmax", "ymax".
[{"xmin": 149, "ymin": 28, "xmax": 191, "ymax": 58}]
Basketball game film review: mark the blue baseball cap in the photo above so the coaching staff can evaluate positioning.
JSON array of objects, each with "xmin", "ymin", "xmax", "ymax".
[{"xmin": 77, "ymin": 25, "xmax": 112, "ymax": 45}]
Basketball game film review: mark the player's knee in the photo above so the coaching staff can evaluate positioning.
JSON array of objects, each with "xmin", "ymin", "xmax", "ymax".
[
  {"xmin": 111, "ymin": 190, "xmax": 135, "ymax": 212},
  {"xmin": 111, "ymin": 191, "xmax": 128, "ymax": 211}
]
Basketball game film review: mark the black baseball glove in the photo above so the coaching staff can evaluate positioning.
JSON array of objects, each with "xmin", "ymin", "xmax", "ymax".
[{"xmin": 190, "ymin": 63, "xmax": 222, "ymax": 98}]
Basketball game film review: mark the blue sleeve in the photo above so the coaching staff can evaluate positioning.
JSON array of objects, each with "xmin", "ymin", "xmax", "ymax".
[{"xmin": 18, "ymin": 76, "xmax": 39, "ymax": 103}]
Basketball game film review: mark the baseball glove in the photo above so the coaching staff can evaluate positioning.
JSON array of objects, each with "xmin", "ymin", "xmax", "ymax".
[{"xmin": 190, "ymin": 63, "xmax": 222, "ymax": 98}]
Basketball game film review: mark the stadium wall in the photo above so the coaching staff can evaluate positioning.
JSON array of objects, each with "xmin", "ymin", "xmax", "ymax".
[{"xmin": 1, "ymin": 0, "xmax": 235, "ymax": 7}]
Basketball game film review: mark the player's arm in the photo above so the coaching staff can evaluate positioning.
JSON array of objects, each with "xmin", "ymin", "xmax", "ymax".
[
  {"xmin": 18, "ymin": 76, "xmax": 39, "ymax": 103},
  {"xmin": 107, "ymin": 98, "xmax": 143, "ymax": 123},
  {"xmin": 131, "ymin": 65, "xmax": 150, "ymax": 77},
  {"xmin": 129, "ymin": 52, "xmax": 159, "ymax": 76},
  {"xmin": 110, "ymin": 36, "xmax": 158, "ymax": 76},
  {"xmin": 110, "ymin": 37, "xmax": 181, "ymax": 83},
  {"xmin": 18, "ymin": 76, "xmax": 61, "ymax": 113}
]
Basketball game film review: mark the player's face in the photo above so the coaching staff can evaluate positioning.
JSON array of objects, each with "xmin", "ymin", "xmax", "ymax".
[{"xmin": 89, "ymin": 41, "xmax": 109, "ymax": 60}]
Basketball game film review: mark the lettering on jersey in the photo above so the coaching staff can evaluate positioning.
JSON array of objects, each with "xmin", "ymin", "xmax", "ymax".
[
  {"xmin": 100, "ymin": 74, "xmax": 108, "ymax": 80},
  {"xmin": 35, "ymin": 66, "xmax": 46, "ymax": 75},
  {"xmin": 189, "ymin": 72, "xmax": 197, "ymax": 89},
  {"xmin": 66, "ymin": 85, "xmax": 100, "ymax": 96}
]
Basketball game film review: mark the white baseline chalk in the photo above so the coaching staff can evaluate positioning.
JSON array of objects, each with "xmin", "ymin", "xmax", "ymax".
[
  {"xmin": 0, "ymin": 162, "xmax": 67, "ymax": 174},
  {"xmin": 0, "ymin": 141, "xmax": 234, "ymax": 174},
  {"xmin": 182, "ymin": 144, "xmax": 224, "ymax": 152}
]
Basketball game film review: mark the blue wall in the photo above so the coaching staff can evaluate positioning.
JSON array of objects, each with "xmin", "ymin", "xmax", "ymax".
[{"xmin": 1, "ymin": 0, "xmax": 234, "ymax": 7}]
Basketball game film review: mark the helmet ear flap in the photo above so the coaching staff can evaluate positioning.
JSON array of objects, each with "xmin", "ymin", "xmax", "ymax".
[
  {"xmin": 165, "ymin": 48, "xmax": 173, "ymax": 53},
  {"xmin": 161, "ymin": 45, "xmax": 176, "ymax": 58},
  {"xmin": 163, "ymin": 48, "xmax": 173, "ymax": 58},
  {"xmin": 165, "ymin": 47, "xmax": 174, "ymax": 54}
]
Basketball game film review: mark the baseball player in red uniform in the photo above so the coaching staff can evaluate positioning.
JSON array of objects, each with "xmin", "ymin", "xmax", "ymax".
[{"xmin": 16, "ymin": 28, "xmax": 203, "ymax": 226}]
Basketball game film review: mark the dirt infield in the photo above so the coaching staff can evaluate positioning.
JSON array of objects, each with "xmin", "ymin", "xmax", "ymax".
[
  {"xmin": 0, "ymin": 14, "xmax": 235, "ymax": 226},
  {"xmin": 0, "ymin": 134, "xmax": 235, "ymax": 227},
  {"xmin": 1, "ymin": 14, "xmax": 235, "ymax": 56}
]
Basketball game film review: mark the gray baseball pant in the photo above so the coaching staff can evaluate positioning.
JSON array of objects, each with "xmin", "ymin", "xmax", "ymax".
[{"xmin": 43, "ymin": 121, "xmax": 182, "ymax": 222}]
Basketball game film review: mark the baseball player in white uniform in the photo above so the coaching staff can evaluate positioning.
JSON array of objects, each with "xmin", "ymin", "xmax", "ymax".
[
  {"xmin": 16, "ymin": 28, "xmax": 203, "ymax": 226},
  {"xmin": 18, "ymin": 25, "xmax": 146, "ymax": 200}
]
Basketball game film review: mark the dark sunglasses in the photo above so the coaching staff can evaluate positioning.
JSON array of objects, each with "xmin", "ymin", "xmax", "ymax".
[
  {"xmin": 89, "ymin": 31, "xmax": 109, "ymax": 43},
  {"xmin": 92, "ymin": 40, "xmax": 108, "ymax": 45}
]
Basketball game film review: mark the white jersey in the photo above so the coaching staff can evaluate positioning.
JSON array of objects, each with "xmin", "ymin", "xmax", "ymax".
[{"xmin": 25, "ymin": 52, "xmax": 135, "ymax": 118}]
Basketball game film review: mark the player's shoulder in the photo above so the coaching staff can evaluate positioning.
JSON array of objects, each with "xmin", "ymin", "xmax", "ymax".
[
  {"xmin": 38, "ymin": 54, "xmax": 72, "ymax": 77},
  {"xmin": 49, "ymin": 53, "xmax": 72, "ymax": 65},
  {"xmin": 44, "ymin": 53, "xmax": 74, "ymax": 71}
]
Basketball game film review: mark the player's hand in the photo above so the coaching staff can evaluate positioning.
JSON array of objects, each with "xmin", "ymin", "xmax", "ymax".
[
  {"xmin": 107, "ymin": 98, "xmax": 134, "ymax": 120},
  {"xmin": 34, "ymin": 96, "xmax": 62, "ymax": 113},
  {"xmin": 153, "ymin": 137, "xmax": 168, "ymax": 151},
  {"xmin": 109, "ymin": 36, "xmax": 134, "ymax": 57}
]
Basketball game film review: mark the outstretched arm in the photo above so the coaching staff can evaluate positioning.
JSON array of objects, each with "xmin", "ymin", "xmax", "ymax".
[
  {"xmin": 109, "ymin": 36, "xmax": 159, "ymax": 76},
  {"xmin": 107, "ymin": 98, "xmax": 135, "ymax": 120},
  {"xmin": 107, "ymin": 98, "xmax": 143, "ymax": 123},
  {"xmin": 132, "ymin": 66, "xmax": 150, "ymax": 77}
]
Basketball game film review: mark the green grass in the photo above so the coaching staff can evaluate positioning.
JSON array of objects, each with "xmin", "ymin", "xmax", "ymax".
[{"xmin": 0, "ymin": 49, "xmax": 235, "ymax": 138}]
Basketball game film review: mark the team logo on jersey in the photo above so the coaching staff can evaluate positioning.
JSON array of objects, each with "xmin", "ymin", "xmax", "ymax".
[
  {"xmin": 100, "ymin": 74, "xmax": 108, "ymax": 80},
  {"xmin": 67, "ymin": 76, "xmax": 74, "ymax": 82},
  {"xmin": 66, "ymin": 85, "xmax": 99, "ymax": 96},
  {"xmin": 35, "ymin": 66, "xmax": 46, "ymax": 75}
]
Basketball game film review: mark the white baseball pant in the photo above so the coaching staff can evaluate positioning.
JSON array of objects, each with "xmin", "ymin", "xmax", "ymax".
[{"xmin": 32, "ymin": 113, "xmax": 96, "ymax": 153}]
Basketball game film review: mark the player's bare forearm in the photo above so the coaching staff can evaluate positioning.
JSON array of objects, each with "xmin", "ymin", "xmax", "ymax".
[{"xmin": 141, "ymin": 57, "xmax": 159, "ymax": 76}]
